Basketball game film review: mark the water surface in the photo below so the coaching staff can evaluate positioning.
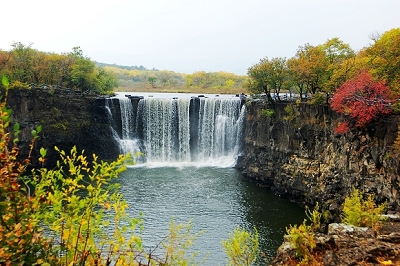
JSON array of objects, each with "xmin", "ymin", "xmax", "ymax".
[{"xmin": 118, "ymin": 166, "xmax": 305, "ymax": 264}]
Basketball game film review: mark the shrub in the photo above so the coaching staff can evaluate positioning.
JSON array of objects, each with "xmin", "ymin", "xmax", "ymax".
[
  {"xmin": 285, "ymin": 203, "xmax": 324, "ymax": 265},
  {"xmin": 284, "ymin": 104, "xmax": 296, "ymax": 121},
  {"xmin": 222, "ymin": 226, "xmax": 259, "ymax": 266},
  {"xmin": 286, "ymin": 222, "xmax": 316, "ymax": 265},
  {"xmin": 260, "ymin": 108, "xmax": 275, "ymax": 118},
  {"xmin": 308, "ymin": 93, "xmax": 325, "ymax": 105},
  {"xmin": 341, "ymin": 188, "xmax": 387, "ymax": 229}
]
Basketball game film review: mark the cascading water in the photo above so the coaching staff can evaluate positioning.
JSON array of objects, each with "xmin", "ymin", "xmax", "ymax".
[{"xmin": 106, "ymin": 93, "xmax": 245, "ymax": 167}]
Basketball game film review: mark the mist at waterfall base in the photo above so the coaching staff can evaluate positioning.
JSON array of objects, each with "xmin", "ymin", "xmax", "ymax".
[{"xmin": 106, "ymin": 93, "xmax": 305, "ymax": 263}]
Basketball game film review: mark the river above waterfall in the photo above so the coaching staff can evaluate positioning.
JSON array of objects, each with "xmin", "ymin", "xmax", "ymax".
[{"xmin": 117, "ymin": 166, "xmax": 305, "ymax": 264}]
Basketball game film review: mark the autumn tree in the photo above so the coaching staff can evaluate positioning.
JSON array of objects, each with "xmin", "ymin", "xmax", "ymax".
[
  {"xmin": 330, "ymin": 70, "xmax": 394, "ymax": 132},
  {"xmin": 290, "ymin": 43, "xmax": 328, "ymax": 95},
  {"xmin": 364, "ymin": 28, "xmax": 400, "ymax": 93}
]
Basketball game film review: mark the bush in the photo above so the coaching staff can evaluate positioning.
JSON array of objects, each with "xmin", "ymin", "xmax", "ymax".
[
  {"xmin": 284, "ymin": 104, "xmax": 296, "ymax": 121},
  {"xmin": 285, "ymin": 203, "xmax": 324, "ymax": 265},
  {"xmin": 222, "ymin": 226, "xmax": 259, "ymax": 266},
  {"xmin": 307, "ymin": 93, "xmax": 325, "ymax": 105},
  {"xmin": 260, "ymin": 108, "xmax": 275, "ymax": 118},
  {"xmin": 341, "ymin": 188, "xmax": 386, "ymax": 229}
]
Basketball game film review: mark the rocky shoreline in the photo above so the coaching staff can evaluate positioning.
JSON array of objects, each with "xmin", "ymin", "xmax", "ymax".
[{"xmin": 273, "ymin": 215, "xmax": 400, "ymax": 265}]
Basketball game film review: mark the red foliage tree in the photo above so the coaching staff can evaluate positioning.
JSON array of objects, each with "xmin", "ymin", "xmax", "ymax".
[{"xmin": 330, "ymin": 71, "xmax": 394, "ymax": 130}]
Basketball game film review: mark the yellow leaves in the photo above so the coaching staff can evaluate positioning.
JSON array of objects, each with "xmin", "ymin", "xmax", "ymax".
[
  {"xmin": 13, "ymin": 223, "xmax": 22, "ymax": 237},
  {"xmin": 102, "ymin": 202, "xmax": 111, "ymax": 210},
  {"xmin": 62, "ymin": 230, "xmax": 70, "ymax": 242},
  {"xmin": 377, "ymin": 258, "xmax": 393, "ymax": 265}
]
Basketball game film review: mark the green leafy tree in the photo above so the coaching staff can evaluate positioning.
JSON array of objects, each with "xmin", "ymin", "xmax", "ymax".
[
  {"xmin": 321, "ymin": 37, "xmax": 356, "ymax": 96},
  {"xmin": 246, "ymin": 57, "xmax": 288, "ymax": 101}
]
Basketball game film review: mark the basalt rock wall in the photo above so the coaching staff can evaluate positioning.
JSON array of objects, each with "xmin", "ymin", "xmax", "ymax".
[
  {"xmin": 236, "ymin": 99, "xmax": 400, "ymax": 220},
  {"xmin": 3, "ymin": 88, "xmax": 120, "ymax": 168}
]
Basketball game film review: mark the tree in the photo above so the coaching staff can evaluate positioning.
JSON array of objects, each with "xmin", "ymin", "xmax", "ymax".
[
  {"xmin": 290, "ymin": 44, "xmax": 328, "ymax": 95},
  {"xmin": 246, "ymin": 58, "xmax": 272, "ymax": 97},
  {"xmin": 246, "ymin": 57, "xmax": 288, "ymax": 101},
  {"xmin": 7, "ymin": 42, "xmax": 36, "ymax": 83},
  {"xmin": 148, "ymin": 76, "xmax": 157, "ymax": 87},
  {"xmin": 321, "ymin": 38, "xmax": 356, "ymax": 95},
  {"xmin": 269, "ymin": 57, "xmax": 288, "ymax": 100},
  {"xmin": 365, "ymin": 28, "xmax": 400, "ymax": 92},
  {"xmin": 69, "ymin": 57, "xmax": 96, "ymax": 90},
  {"xmin": 330, "ymin": 71, "xmax": 394, "ymax": 130}
]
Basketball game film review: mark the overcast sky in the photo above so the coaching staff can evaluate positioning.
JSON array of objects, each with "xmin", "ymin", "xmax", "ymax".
[{"xmin": 1, "ymin": 0, "xmax": 399, "ymax": 75}]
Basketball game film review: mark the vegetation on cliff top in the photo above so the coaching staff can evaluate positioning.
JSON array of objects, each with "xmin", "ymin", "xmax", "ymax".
[
  {"xmin": 0, "ymin": 43, "xmax": 117, "ymax": 94},
  {"xmin": 247, "ymin": 27, "xmax": 400, "ymax": 132}
]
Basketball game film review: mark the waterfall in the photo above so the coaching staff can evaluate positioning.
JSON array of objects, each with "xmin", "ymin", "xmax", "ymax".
[{"xmin": 106, "ymin": 94, "xmax": 245, "ymax": 167}]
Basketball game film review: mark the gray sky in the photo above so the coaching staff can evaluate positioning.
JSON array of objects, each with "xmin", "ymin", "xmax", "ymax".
[{"xmin": 2, "ymin": 0, "xmax": 399, "ymax": 75}]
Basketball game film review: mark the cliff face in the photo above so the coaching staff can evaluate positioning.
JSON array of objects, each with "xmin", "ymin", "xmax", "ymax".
[
  {"xmin": 236, "ymin": 100, "xmax": 400, "ymax": 220},
  {"xmin": 4, "ymin": 88, "xmax": 120, "ymax": 167}
]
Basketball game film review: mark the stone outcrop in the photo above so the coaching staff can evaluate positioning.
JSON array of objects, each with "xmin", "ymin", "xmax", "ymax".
[
  {"xmin": 4, "ymin": 88, "xmax": 120, "ymax": 167},
  {"xmin": 273, "ymin": 217, "xmax": 400, "ymax": 265},
  {"xmin": 236, "ymin": 99, "xmax": 400, "ymax": 219}
]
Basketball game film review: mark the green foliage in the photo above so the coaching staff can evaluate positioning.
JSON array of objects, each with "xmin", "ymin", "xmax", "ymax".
[
  {"xmin": 246, "ymin": 57, "xmax": 288, "ymax": 98},
  {"xmin": 221, "ymin": 226, "xmax": 259, "ymax": 266},
  {"xmin": 2, "ymin": 75, "xmax": 9, "ymax": 88},
  {"xmin": 284, "ymin": 104, "xmax": 296, "ymax": 121},
  {"xmin": 0, "ymin": 43, "xmax": 117, "ymax": 94},
  {"xmin": 286, "ymin": 223, "xmax": 316, "ymax": 265},
  {"xmin": 0, "ymin": 88, "xmax": 53, "ymax": 264},
  {"xmin": 260, "ymin": 108, "xmax": 275, "ymax": 118},
  {"xmin": 285, "ymin": 203, "xmax": 324, "ymax": 265},
  {"xmin": 307, "ymin": 93, "xmax": 325, "ymax": 105},
  {"xmin": 31, "ymin": 146, "xmax": 145, "ymax": 265},
  {"xmin": 341, "ymin": 188, "xmax": 387, "ymax": 228}
]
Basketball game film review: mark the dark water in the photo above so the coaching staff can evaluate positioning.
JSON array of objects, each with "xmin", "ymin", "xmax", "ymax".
[{"xmin": 117, "ymin": 166, "xmax": 305, "ymax": 264}]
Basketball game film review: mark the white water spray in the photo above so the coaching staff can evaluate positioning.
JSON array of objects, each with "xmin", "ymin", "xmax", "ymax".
[{"xmin": 107, "ymin": 94, "xmax": 245, "ymax": 167}]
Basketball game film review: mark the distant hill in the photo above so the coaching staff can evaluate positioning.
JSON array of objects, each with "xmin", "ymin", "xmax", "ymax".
[
  {"xmin": 95, "ymin": 62, "xmax": 154, "ymax": 71},
  {"xmin": 95, "ymin": 62, "xmax": 248, "ymax": 94}
]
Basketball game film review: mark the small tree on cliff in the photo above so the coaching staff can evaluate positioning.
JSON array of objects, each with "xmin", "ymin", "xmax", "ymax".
[{"xmin": 330, "ymin": 70, "xmax": 394, "ymax": 133}]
